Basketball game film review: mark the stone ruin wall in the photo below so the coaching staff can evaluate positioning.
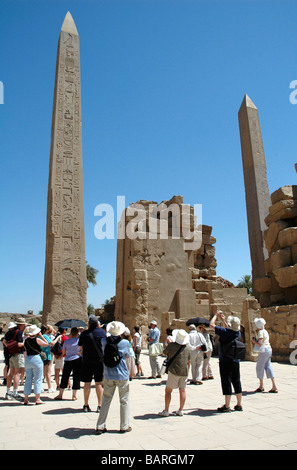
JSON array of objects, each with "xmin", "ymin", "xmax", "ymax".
[
  {"xmin": 255, "ymin": 185, "xmax": 297, "ymax": 306},
  {"xmin": 252, "ymin": 184, "xmax": 297, "ymax": 362},
  {"xmin": 115, "ymin": 195, "xmax": 262, "ymax": 361}
]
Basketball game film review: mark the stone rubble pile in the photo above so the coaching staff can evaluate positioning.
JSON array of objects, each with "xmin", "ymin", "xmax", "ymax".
[{"xmin": 255, "ymin": 185, "xmax": 297, "ymax": 306}]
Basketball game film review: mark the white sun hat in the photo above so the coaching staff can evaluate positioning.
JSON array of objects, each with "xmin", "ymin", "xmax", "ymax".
[
  {"xmin": 106, "ymin": 321, "xmax": 126, "ymax": 336},
  {"xmin": 172, "ymin": 329, "xmax": 189, "ymax": 345}
]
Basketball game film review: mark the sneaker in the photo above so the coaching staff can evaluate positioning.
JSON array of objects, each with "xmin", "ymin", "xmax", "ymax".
[
  {"xmin": 158, "ymin": 410, "xmax": 170, "ymax": 417},
  {"xmin": 173, "ymin": 410, "xmax": 183, "ymax": 416},
  {"xmin": 12, "ymin": 391, "xmax": 22, "ymax": 400},
  {"xmin": 5, "ymin": 392, "xmax": 13, "ymax": 400},
  {"xmin": 83, "ymin": 405, "xmax": 91, "ymax": 412},
  {"xmin": 48, "ymin": 388, "xmax": 54, "ymax": 393}
]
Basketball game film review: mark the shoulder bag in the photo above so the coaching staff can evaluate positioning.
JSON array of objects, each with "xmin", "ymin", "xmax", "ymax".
[
  {"xmin": 161, "ymin": 344, "xmax": 186, "ymax": 375},
  {"xmin": 25, "ymin": 339, "xmax": 47, "ymax": 360}
]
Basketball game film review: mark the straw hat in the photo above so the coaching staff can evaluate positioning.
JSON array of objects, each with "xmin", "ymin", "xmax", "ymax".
[
  {"xmin": 16, "ymin": 317, "xmax": 27, "ymax": 325},
  {"xmin": 172, "ymin": 329, "xmax": 189, "ymax": 345},
  {"xmin": 106, "ymin": 321, "xmax": 126, "ymax": 336},
  {"xmin": 24, "ymin": 325, "xmax": 41, "ymax": 337}
]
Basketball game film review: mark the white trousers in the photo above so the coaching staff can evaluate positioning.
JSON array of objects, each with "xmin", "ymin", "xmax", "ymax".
[{"xmin": 190, "ymin": 351, "xmax": 204, "ymax": 381}]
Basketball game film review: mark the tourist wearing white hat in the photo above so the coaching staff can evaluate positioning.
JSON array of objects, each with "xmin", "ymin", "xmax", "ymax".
[
  {"xmin": 23, "ymin": 325, "xmax": 49, "ymax": 405},
  {"xmin": 95, "ymin": 321, "xmax": 132, "ymax": 435},
  {"xmin": 187, "ymin": 324, "xmax": 207, "ymax": 385},
  {"xmin": 158, "ymin": 329, "xmax": 191, "ymax": 417},
  {"xmin": 252, "ymin": 318, "xmax": 278, "ymax": 393},
  {"xmin": 147, "ymin": 320, "xmax": 162, "ymax": 379},
  {"xmin": 210, "ymin": 311, "xmax": 243, "ymax": 412}
]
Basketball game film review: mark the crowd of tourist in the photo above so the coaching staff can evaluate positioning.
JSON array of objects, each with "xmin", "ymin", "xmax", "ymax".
[{"xmin": 0, "ymin": 311, "xmax": 278, "ymax": 434}]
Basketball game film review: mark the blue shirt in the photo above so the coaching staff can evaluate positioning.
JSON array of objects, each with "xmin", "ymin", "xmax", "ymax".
[
  {"xmin": 148, "ymin": 327, "xmax": 160, "ymax": 345},
  {"xmin": 63, "ymin": 337, "xmax": 80, "ymax": 361},
  {"xmin": 41, "ymin": 334, "xmax": 52, "ymax": 361},
  {"xmin": 102, "ymin": 337, "xmax": 130, "ymax": 380},
  {"xmin": 215, "ymin": 326, "xmax": 240, "ymax": 362}
]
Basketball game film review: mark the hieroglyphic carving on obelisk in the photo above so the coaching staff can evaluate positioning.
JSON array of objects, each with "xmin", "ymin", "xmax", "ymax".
[
  {"xmin": 238, "ymin": 94, "xmax": 271, "ymax": 303},
  {"xmin": 42, "ymin": 12, "xmax": 87, "ymax": 325}
]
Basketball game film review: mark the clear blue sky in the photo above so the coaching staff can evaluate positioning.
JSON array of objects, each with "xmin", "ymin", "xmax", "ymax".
[{"xmin": 1, "ymin": 0, "xmax": 296, "ymax": 315}]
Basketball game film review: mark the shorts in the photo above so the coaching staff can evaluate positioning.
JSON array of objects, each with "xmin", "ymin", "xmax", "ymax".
[
  {"xmin": 166, "ymin": 371, "xmax": 188, "ymax": 390},
  {"xmin": 80, "ymin": 360, "xmax": 104, "ymax": 383},
  {"xmin": 43, "ymin": 359, "xmax": 51, "ymax": 366},
  {"xmin": 9, "ymin": 353, "xmax": 25, "ymax": 369},
  {"xmin": 54, "ymin": 356, "xmax": 64, "ymax": 369}
]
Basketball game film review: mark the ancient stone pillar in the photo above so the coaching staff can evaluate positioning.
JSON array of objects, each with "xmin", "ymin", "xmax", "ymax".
[
  {"xmin": 42, "ymin": 12, "xmax": 87, "ymax": 325},
  {"xmin": 238, "ymin": 95, "xmax": 271, "ymax": 302}
]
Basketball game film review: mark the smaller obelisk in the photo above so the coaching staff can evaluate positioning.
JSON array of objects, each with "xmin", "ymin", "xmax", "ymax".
[
  {"xmin": 42, "ymin": 12, "xmax": 87, "ymax": 325},
  {"xmin": 238, "ymin": 95, "xmax": 271, "ymax": 301}
]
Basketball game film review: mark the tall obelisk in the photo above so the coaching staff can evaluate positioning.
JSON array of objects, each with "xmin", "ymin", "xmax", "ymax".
[
  {"xmin": 42, "ymin": 12, "xmax": 87, "ymax": 325},
  {"xmin": 238, "ymin": 94, "xmax": 271, "ymax": 302}
]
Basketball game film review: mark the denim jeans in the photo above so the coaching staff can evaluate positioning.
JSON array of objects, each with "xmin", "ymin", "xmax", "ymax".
[
  {"xmin": 96, "ymin": 379, "xmax": 130, "ymax": 431},
  {"xmin": 24, "ymin": 355, "xmax": 44, "ymax": 395}
]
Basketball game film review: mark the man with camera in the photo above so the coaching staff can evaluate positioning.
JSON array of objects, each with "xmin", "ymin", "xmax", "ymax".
[{"xmin": 187, "ymin": 324, "xmax": 208, "ymax": 385}]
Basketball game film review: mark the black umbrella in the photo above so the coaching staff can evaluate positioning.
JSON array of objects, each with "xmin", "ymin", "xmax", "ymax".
[
  {"xmin": 55, "ymin": 319, "xmax": 87, "ymax": 329},
  {"xmin": 186, "ymin": 317, "xmax": 210, "ymax": 327}
]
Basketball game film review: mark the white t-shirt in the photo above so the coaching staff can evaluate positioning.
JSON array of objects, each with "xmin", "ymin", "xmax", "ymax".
[
  {"xmin": 257, "ymin": 329, "xmax": 270, "ymax": 348},
  {"xmin": 133, "ymin": 332, "xmax": 142, "ymax": 348}
]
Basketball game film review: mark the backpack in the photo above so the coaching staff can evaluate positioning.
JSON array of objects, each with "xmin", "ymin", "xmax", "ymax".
[
  {"xmin": 50, "ymin": 337, "xmax": 63, "ymax": 356},
  {"xmin": 221, "ymin": 338, "xmax": 246, "ymax": 361},
  {"xmin": 6, "ymin": 330, "xmax": 21, "ymax": 356},
  {"xmin": 103, "ymin": 336, "xmax": 122, "ymax": 368}
]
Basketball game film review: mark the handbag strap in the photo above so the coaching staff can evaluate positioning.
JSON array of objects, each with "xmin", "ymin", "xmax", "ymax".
[
  {"xmin": 166, "ymin": 344, "xmax": 186, "ymax": 369},
  {"xmin": 89, "ymin": 332, "xmax": 103, "ymax": 357},
  {"xmin": 25, "ymin": 338, "xmax": 42, "ymax": 356}
]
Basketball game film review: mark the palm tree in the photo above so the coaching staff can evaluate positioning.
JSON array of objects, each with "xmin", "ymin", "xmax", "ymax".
[
  {"xmin": 87, "ymin": 303, "xmax": 95, "ymax": 315},
  {"xmin": 237, "ymin": 274, "xmax": 252, "ymax": 294},
  {"xmin": 86, "ymin": 261, "xmax": 98, "ymax": 286}
]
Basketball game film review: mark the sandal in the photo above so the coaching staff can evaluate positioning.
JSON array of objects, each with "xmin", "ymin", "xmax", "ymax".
[
  {"xmin": 269, "ymin": 389, "xmax": 278, "ymax": 393},
  {"xmin": 255, "ymin": 387, "xmax": 264, "ymax": 392},
  {"xmin": 217, "ymin": 405, "xmax": 231, "ymax": 413}
]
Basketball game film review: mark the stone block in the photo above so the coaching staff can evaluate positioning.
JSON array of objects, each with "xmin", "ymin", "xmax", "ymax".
[
  {"xmin": 279, "ymin": 227, "xmax": 297, "ymax": 248},
  {"xmin": 194, "ymin": 279, "xmax": 212, "ymax": 292},
  {"xmin": 271, "ymin": 185, "xmax": 297, "ymax": 205},
  {"xmin": 274, "ymin": 265, "xmax": 297, "ymax": 288},
  {"xmin": 176, "ymin": 289, "xmax": 197, "ymax": 318},
  {"xmin": 263, "ymin": 220, "xmax": 288, "ymax": 254},
  {"xmin": 292, "ymin": 244, "xmax": 297, "ymax": 264},
  {"xmin": 265, "ymin": 200, "xmax": 297, "ymax": 225},
  {"xmin": 285, "ymin": 287, "xmax": 297, "ymax": 305},
  {"xmin": 204, "ymin": 256, "xmax": 217, "ymax": 268},
  {"xmin": 204, "ymin": 245, "xmax": 215, "ymax": 257},
  {"xmin": 270, "ymin": 247, "xmax": 292, "ymax": 271},
  {"xmin": 254, "ymin": 276, "xmax": 271, "ymax": 293}
]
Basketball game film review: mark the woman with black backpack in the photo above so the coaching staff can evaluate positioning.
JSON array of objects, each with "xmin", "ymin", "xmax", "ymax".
[{"xmin": 210, "ymin": 311, "xmax": 243, "ymax": 413}]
